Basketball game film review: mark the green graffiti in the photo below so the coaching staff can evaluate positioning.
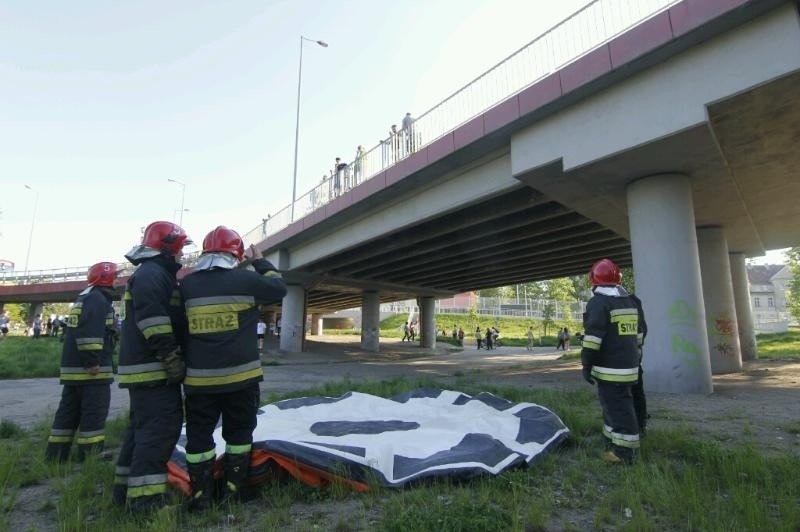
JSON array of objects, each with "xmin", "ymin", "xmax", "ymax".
[
  {"xmin": 672, "ymin": 333, "xmax": 700, "ymax": 357},
  {"xmin": 668, "ymin": 299, "xmax": 699, "ymax": 328}
]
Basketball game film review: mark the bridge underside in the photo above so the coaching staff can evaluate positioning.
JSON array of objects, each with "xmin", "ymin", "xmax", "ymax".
[{"xmin": 295, "ymin": 183, "xmax": 631, "ymax": 313}]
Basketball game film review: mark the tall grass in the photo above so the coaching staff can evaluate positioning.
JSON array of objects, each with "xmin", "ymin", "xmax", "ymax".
[
  {"xmin": 756, "ymin": 328, "xmax": 800, "ymax": 359},
  {"xmin": 0, "ymin": 337, "xmax": 62, "ymax": 378},
  {"xmin": 2, "ymin": 378, "xmax": 798, "ymax": 531}
]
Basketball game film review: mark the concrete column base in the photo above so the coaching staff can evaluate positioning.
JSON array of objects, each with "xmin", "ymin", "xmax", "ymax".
[
  {"xmin": 361, "ymin": 291, "xmax": 380, "ymax": 353},
  {"xmin": 420, "ymin": 296, "xmax": 436, "ymax": 349},
  {"xmin": 627, "ymin": 173, "xmax": 712, "ymax": 394},
  {"xmin": 697, "ymin": 227, "xmax": 742, "ymax": 374},
  {"xmin": 729, "ymin": 252, "xmax": 757, "ymax": 361},
  {"xmin": 279, "ymin": 285, "xmax": 305, "ymax": 352}
]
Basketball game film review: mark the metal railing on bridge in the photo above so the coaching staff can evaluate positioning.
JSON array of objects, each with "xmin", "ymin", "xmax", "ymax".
[
  {"xmin": 0, "ymin": 251, "xmax": 203, "ymax": 286},
  {"xmin": 242, "ymin": 0, "xmax": 680, "ymax": 246}
]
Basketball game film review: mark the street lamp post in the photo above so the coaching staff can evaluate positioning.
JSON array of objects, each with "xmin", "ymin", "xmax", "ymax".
[
  {"xmin": 167, "ymin": 179, "xmax": 186, "ymax": 226},
  {"xmin": 23, "ymin": 185, "xmax": 39, "ymax": 278},
  {"xmin": 291, "ymin": 36, "xmax": 328, "ymax": 223},
  {"xmin": 173, "ymin": 208, "xmax": 190, "ymax": 223}
]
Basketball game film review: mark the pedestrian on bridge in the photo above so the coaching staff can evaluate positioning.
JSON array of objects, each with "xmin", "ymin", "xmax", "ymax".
[
  {"xmin": 45, "ymin": 262, "xmax": 118, "ymax": 463},
  {"xmin": 114, "ymin": 221, "xmax": 191, "ymax": 513}
]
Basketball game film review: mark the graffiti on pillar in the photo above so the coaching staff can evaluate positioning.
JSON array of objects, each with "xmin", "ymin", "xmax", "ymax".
[
  {"xmin": 668, "ymin": 300, "xmax": 699, "ymax": 328},
  {"xmin": 671, "ymin": 333, "xmax": 701, "ymax": 369},
  {"xmin": 714, "ymin": 342, "xmax": 733, "ymax": 358},
  {"xmin": 711, "ymin": 317, "xmax": 734, "ymax": 337},
  {"xmin": 668, "ymin": 299, "xmax": 702, "ymax": 369}
]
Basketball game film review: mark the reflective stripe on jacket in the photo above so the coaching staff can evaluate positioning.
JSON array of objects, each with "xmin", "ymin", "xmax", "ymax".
[
  {"xmin": 118, "ymin": 256, "xmax": 185, "ymax": 388},
  {"xmin": 581, "ymin": 286, "xmax": 641, "ymax": 384},
  {"xmin": 180, "ymin": 266, "xmax": 287, "ymax": 394},
  {"xmin": 59, "ymin": 286, "xmax": 115, "ymax": 385}
]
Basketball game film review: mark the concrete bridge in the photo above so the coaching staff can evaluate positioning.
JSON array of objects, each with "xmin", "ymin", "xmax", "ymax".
[
  {"xmin": 3, "ymin": 0, "xmax": 800, "ymax": 395},
  {"xmin": 250, "ymin": 0, "xmax": 800, "ymax": 395}
]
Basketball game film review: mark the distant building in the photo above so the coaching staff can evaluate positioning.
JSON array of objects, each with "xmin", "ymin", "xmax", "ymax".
[{"xmin": 747, "ymin": 264, "xmax": 793, "ymax": 333}]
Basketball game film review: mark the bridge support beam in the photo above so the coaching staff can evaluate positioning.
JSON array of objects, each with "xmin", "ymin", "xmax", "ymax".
[
  {"xmin": 28, "ymin": 303, "xmax": 43, "ymax": 330},
  {"xmin": 310, "ymin": 313, "xmax": 323, "ymax": 336},
  {"xmin": 279, "ymin": 285, "xmax": 306, "ymax": 353},
  {"xmin": 697, "ymin": 227, "xmax": 742, "ymax": 374},
  {"xmin": 627, "ymin": 174, "xmax": 712, "ymax": 394},
  {"xmin": 360, "ymin": 291, "xmax": 380, "ymax": 353},
  {"xmin": 419, "ymin": 296, "xmax": 436, "ymax": 349},
  {"xmin": 729, "ymin": 252, "xmax": 757, "ymax": 361}
]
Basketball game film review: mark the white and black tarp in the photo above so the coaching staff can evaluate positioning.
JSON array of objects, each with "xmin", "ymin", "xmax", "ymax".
[{"xmin": 170, "ymin": 389, "xmax": 569, "ymax": 489}]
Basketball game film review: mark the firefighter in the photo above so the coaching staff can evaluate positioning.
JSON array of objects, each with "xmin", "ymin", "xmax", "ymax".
[
  {"xmin": 44, "ymin": 262, "xmax": 118, "ymax": 463},
  {"xmin": 630, "ymin": 293, "xmax": 649, "ymax": 434},
  {"xmin": 113, "ymin": 221, "xmax": 191, "ymax": 513},
  {"xmin": 179, "ymin": 226, "xmax": 286, "ymax": 511},
  {"xmin": 580, "ymin": 258, "xmax": 641, "ymax": 464}
]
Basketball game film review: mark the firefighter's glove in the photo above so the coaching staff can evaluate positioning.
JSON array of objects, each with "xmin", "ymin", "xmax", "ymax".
[
  {"xmin": 252, "ymin": 258, "xmax": 281, "ymax": 278},
  {"xmin": 160, "ymin": 349, "xmax": 185, "ymax": 384},
  {"xmin": 582, "ymin": 366, "xmax": 595, "ymax": 385},
  {"xmin": 87, "ymin": 365, "xmax": 100, "ymax": 376}
]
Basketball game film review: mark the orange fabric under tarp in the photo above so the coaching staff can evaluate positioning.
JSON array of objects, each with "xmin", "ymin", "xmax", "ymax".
[{"xmin": 167, "ymin": 449, "xmax": 370, "ymax": 496}]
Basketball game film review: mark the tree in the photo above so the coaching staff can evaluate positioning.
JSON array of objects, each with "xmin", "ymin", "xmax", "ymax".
[
  {"xmin": 44, "ymin": 302, "xmax": 72, "ymax": 319},
  {"xmin": 786, "ymin": 247, "xmax": 800, "ymax": 324},
  {"xmin": 621, "ymin": 266, "xmax": 636, "ymax": 294}
]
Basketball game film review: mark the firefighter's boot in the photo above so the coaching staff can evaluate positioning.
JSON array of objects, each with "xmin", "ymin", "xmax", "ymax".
[
  {"xmin": 187, "ymin": 458, "xmax": 216, "ymax": 512},
  {"xmin": 220, "ymin": 452, "xmax": 250, "ymax": 504},
  {"xmin": 44, "ymin": 442, "xmax": 71, "ymax": 463}
]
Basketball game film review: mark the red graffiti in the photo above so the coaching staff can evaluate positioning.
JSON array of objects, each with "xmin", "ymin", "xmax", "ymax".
[{"xmin": 715, "ymin": 319, "xmax": 733, "ymax": 336}]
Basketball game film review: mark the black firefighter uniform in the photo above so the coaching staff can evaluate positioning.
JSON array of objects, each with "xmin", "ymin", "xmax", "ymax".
[
  {"xmin": 45, "ymin": 285, "xmax": 115, "ymax": 462},
  {"xmin": 179, "ymin": 256, "xmax": 286, "ymax": 506},
  {"xmin": 581, "ymin": 285, "xmax": 642, "ymax": 460},
  {"xmin": 114, "ymin": 255, "xmax": 186, "ymax": 506}
]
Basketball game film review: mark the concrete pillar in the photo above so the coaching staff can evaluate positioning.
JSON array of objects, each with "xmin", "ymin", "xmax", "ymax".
[
  {"xmin": 696, "ymin": 227, "xmax": 742, "ymax": 374},
  {"xmin": 627, "ymin": 174, "xmax": 712, "ymax": 394},
  {"xmin": 360, "ymin": 291, "xmax": 380, "ymax": 352},
  {"xmin": 310, "ymin": 313, "xmax": 323, "ymax": 336},
  {"xmin": 729, "ymin": 252, "xmax": 758, "ymax": 361},
  {"xmin": 419, "ymin": 296, "xmax": 436, "ymax": 349},
  {"xmin": 279, "ymin": 285, "xmax": 306, "ymax": 352},
  {"xmin": 28, "ymin": 302, "xmax": 43, "ymax": 328}
]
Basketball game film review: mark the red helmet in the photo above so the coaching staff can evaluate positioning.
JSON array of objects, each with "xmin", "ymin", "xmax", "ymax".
[
  {"xmin": 141, "ymin": 221, "xmax": 191, "ymax": 257},
  {"xmin": 87, "ymin": 262, "xmax": 119, "ymax": 287},
  {"xmin": 202, "ymin": 226, "xmax": 244, "ymax": 261},
  {"xmin": 589, "ymin": 258, "xmax": 622, "ymax": 286}
]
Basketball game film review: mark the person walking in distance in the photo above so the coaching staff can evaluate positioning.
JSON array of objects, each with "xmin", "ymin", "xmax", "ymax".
[
  {"xmin": 475, "ymin": 327, "xmax": 483, "ymax": 350},
  {"xmin": 45, "ymin": 262, "xmax": 118, "ymax": 463},
  {"xmin": 180, "ymin": 227, "xmax": 287, "ymax": 510},
  {"xmin": 114, "ymin": 221, "xmax": 191, "ymax": 513},
  {"xmin": 256, "ymin": 318, "xmax": 267, "ymax": 352},
  {"xmin": 401, "ymin": 322, "xmax": 410, "ymax": 342},
  {"xmin": 0, "ymin": 310, "xmax": 9, "ymax": 339},
  {"xmin": 580, "ymin": 258, "xmax": 642, "ymax": 464},
  {"xmin": 526, "ymin": 326, "xmax": 535, "ymax": 351}
]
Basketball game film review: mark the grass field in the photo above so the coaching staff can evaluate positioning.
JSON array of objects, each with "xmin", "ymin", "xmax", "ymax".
[
  {"xmin": 1, "ymin": 377, "xmax": 798, "ymax": 531},
  {"xmin": 0, "ymin": 325, "xmax": 797, "ymax": 380},
  {"xmin": 756, "ymin": 327, "xmax": 800, "ymax": 359}
]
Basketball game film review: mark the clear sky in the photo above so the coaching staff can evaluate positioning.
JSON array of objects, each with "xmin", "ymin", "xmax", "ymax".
[{"xmin": 0, "ymin": 1, "xmax": 789, "ymax": 272}]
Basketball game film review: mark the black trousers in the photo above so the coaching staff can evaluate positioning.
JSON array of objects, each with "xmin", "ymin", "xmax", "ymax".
[
  {"xmin": 185, "ymin": 383, "xmax": 260, "ymax": 455},
  {"xmin": 47, "ymin": 384, "xmax": 110, "ymax": 460},
  {"xmin": 632, "ymin": 365, "xmax": 647, "ymax": 431},
  {"xmin": 596, "ymin": 381, "xmax": 640, "ymax": 460},
  {"xmin": 115, "ymin": 384, "xmax": 183, "ymax": 501}
]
